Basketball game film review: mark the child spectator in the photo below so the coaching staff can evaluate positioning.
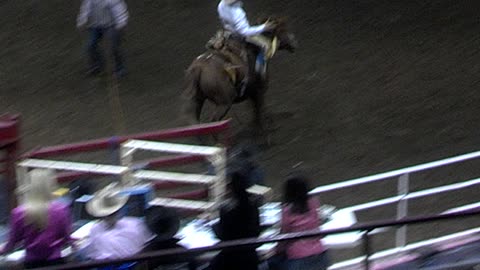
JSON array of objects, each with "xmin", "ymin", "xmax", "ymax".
[{"xmin": 277, "ymin": 174, "xmax": 329, "ymax": 270}]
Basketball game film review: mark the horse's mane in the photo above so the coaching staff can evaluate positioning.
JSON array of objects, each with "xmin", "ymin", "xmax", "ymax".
[{"xmin": 255, "ymin": 15, "xmax": 289, "ymax": 31}]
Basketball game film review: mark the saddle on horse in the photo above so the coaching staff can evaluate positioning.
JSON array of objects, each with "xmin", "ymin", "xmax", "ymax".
[{"xmin": 206, "ymin": 30, "xmax": 277, "ymax": 97}]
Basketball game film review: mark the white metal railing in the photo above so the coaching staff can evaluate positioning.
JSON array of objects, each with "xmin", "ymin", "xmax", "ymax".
[
  {"xmin": 120, "ymin": 139, "xmax": 227, "ymax": 215},
  {"xmin": 309, "ymin": 150, "xmax": 480, "ymax": 266},
  {"xmin": 122, "ymin": 140, "xmax": 222, "ymax": 156},
  {"xmin": 342, "ymin": 176, "xmax": 480, "ymax": 213},
  {"xmin": 16, "ymin": 140, "xmax": 228, "ymax": 215},
  {"xmin": 17, "ymin": 139, "xmax": 273, "ymax": 215},
  {"xmin": 330, "ymin": 227, "xmax": 480, "ymax": 270},
  {"xmin": 310, "ymin": 150, "xmax": 480, "ymax": 195}
]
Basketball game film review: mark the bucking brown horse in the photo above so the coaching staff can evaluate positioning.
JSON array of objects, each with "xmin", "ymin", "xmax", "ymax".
[{"xmin": 181, "ymin": 17, "xmax": 297, "ymax": 132}]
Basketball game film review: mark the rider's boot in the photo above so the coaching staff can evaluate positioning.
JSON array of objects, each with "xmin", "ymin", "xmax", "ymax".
[{"xmin": 255, "ymin": 52, "xmax": 267, "ymax": 79}]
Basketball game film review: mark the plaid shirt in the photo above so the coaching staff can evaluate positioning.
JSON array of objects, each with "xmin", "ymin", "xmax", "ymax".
[{"xmin": 77, "ymin": 0, "xmax": 128, "ymax": 29}]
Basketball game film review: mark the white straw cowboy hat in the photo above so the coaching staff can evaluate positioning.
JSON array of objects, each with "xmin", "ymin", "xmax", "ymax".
[{"xmin": 86, "ymin": 183, "xmax": 129, "ymax": 218}]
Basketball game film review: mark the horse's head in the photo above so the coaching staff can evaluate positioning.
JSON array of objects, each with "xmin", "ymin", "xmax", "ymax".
[{"xmin": 261, "ymin": 16, "xmax": 298, "ymax": 53}]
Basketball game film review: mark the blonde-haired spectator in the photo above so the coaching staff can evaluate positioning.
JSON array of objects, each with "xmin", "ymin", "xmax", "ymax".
[{"xmin": 0, "ymin": 169, "xmax": 73, "ymax": 269}]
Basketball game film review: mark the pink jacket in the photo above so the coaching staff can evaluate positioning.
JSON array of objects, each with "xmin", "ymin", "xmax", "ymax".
[
  {"xmin": 0, "ymin": 201, "xmax": 72, "ymax": 262},
  {"xmin": 278, "ymin": 198, "xmax": 326, "ymax": 259}
]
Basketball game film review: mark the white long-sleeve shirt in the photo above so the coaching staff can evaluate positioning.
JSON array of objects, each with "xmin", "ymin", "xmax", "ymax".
[
  {"xmin": 82, "ymin": 217, "xmax": 153, "ymax": 260},
  {"xmin": 217, "ymin": 0, "xmax": 266, "ymax": 36},
  {"xmin": 77, "ymin": 0, "xmax": 128, "ymax": 30}
]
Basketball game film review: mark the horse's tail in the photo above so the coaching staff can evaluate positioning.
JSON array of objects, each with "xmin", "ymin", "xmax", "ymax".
[{"xmin": 181, "ymin": 64, "xmax": 203, "ymax": 125}]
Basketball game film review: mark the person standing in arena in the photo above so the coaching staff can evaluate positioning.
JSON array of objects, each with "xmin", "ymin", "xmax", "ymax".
[{"xmin": 77, "ymin": 0, "xmax": 129, "ymax": 77}]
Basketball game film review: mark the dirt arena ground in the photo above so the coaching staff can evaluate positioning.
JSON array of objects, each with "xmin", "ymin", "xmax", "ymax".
[{"xmin": 2, "ymin": 0, "xmax": 480, "ymax": 263}]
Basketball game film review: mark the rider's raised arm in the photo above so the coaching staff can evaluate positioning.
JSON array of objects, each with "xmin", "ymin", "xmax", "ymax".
[
  {"xmin": 110, "ymin": 0, "xmax": 129, "ymax": 30},
  {"xmin": 76, "ymin": 0, "xmax": 91, "ymax": 29},
  {"xmin": 218, "ymin": 1, "xmax": 267, "ymax": 36},
  {"xmin": 231, "ymin": 7, "xmax": 266, "ymax": 36}
]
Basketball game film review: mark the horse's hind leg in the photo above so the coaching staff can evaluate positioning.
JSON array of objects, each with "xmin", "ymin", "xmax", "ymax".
[
  {"xmin": 206, "ymin": 104, "xmax": 232, "ymax": 143},
  {"xmin": 250, "ymin": 92, "xmax": 274, "ymax": 146},
  {"xmin": 181, "ymin": 95, "xmax": 205, "ymax": 126},
  {"xmin": 210, "ymin": 104, "xmax": 232, "ymax": 122},
  {"xmin": 251, "ymin": 92, "xmax": 265, "ymax": 131}
]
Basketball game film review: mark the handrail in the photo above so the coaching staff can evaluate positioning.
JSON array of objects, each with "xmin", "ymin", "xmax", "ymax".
[
  {"xmin": 308, "ymin": 149, "xmax": 480, "ymax": 251},
  {"xmin": 55, "ymin": 154, "xmax": 206, "ymax": 184},
  {"xmin": 343, "ymin": 176, "xmax": 480, "ymax": 212},
  {"xmin": 22, "ymin": 120, "xmax": 230, "ymax": 159},
  {"xmin": 330, "ymin": 227, "xmax": 480, "ymax": 269},
  {"xmin": 34, "ymin": 209, "xmax": 480, "ymax": 270},
  {"xmin": 309, "ymin": 150, "xmax": 480, "ymax": 195}
]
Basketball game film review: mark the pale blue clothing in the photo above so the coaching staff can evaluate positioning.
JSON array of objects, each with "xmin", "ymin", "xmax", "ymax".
[
  {"xmin": 77, "ymin": 0, "xmax": 129, "ymax": 30},
  {"xmin": 82, "ymin": 217, "xmax": 152, "ymax": 260},
  {"xmin": 217, "ymin": 0, "xmax": 266, "ymax": 36}
]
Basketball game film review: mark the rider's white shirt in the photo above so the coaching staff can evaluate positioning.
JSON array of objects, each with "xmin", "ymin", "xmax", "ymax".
[{"xmin": 217, "ymin": 0, "xmax": 266, "ymax": 36}]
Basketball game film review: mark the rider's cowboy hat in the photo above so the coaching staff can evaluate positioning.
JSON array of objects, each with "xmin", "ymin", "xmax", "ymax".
[{"xmin": 86, "ymin": 183, "xmax": 129, "ymax": 218}]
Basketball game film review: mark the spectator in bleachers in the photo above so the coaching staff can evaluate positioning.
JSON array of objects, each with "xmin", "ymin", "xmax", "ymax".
[
  {"xmin": 0, "ymin": 169, "xmax": 73, "ymax": 269},
  {"xmin": 81, "ymin": 183, "xmax": 153, "ymax": 260},
  {"xmin": 209, "ymin": 171, "xmax": 261, "ymax": 270},
  {"xmin": 142, "ymin": 205, "xmax": 196, "ymax": 269},
  {"xmin": 229, "ymin": 143, "xmax": 265, "ymax": 187},
  {"xmin": 276, "ymin": 174, "xmax": 329, "ymax": 270}
]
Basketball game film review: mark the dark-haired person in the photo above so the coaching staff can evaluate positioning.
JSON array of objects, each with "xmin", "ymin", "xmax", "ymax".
[
  {"xmin": 277, "ymin": 175, "xmax": 329, "ymax": 270},
  {"xmin": 142, "ymin": 205, "xmax": 196, "ymax": 269},
  {"xmin": 209, "ymin": 171, "xmax": 261, "ymax": 270},
  {"xmin": 229, "ymin": 144, "xmax": 265, "ymax": 188}
]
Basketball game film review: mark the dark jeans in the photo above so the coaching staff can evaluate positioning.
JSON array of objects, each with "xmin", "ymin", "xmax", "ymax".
[
  {"xmin": 24, "ymin": 258, "xmax": 66, "ymax": 269},
  {"xmin": 209, "ymin": 249, "xmax": 259, "ymax": 270},
  {"xmin": 287, "ymin": 251, "xmax": 330, "ymax": 270},
  {"xmin": 268, "ymin": 251, "xmax": 330, "ymax": 270},
  {"xmin": 87, "ymin": 27, "xmax": 124, "ymax": 73}
]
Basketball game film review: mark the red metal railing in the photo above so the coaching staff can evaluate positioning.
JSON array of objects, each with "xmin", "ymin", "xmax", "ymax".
[
  {"xmin": 20, "ymin": 120, "xmax": 230, "ymax": 201},
  {"xmin": 22, "ymin": 120, "xmax": 230, "ymax": 159},
  {"xmin": 0, "ymin": 114, "xmax": 20, "ymax": 212}
]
